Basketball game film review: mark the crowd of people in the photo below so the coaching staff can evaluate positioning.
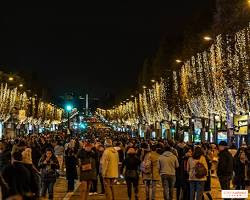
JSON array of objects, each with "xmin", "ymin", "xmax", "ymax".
[{"xmin": 0, "ymin": 128, "xmax": 249, "ymax": 200}]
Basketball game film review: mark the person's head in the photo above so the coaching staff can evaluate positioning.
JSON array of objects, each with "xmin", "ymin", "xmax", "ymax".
[
  {"xmin": 84, "ymin": 143, "xmax": 93, "ymax": 152},
  {"xmin": 22, "ymin": 148, "xmax": 32, "ymax": 164},
  {"xmin": 230, "ymin": 143, "xmax": 237, "ymax": 150},
  {"xmin": 45, "ymin": 148, "xmax": 53, "ymax": 159},
  {"xmin": 164, "ymin": 145, "xmax": 171, "ymax": 152},
  {"xmin": 185, "ymin": 147, "xmax": 193, "ymax": 157},
  {"xmin": 104, "ymin": 139, "xmax": 113, "ymax": 147},
  {"xmin": 127, "ymin": 147, "xmax": 136, "ymax": 155},
  {"xmin": 98, "ymin": 144, "xmax": 105, "ymax": 152},
  {"xmin": 151, "ymin": 145, "xmax": 157, "ymax": 152},
  {"xmin": 193, "ymin": 146, "xmax": 203, "ymax": 159},
  {"xmin": 218, "ymin": 141, "xmax": 228, "ymax": 152},
  {"xmin": 240, "ymin": 151, "xmax": 246, "ymax": 160}
]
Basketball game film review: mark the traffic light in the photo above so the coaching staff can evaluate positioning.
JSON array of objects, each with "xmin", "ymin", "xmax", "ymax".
[{"xmin": 66, "ymin": 104, "xmax": 73, "ymax": 112}]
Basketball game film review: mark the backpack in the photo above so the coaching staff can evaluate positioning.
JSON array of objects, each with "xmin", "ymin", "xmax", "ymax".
[
  {"xmin": 141, "ymin": 156, "xmax": 152, "ymax": 174},
  {"xmin": 194, "ymin": 162, "xmax": 207, "ymax": 179}
]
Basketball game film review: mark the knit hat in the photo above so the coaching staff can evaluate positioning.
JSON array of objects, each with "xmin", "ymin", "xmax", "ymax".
[
  {"xmin": 22, "ymin": 148, "xmax": 33, "ymax": 164},
  {"xmin": 219, "ymin": 141, "xmax": 228, "ymax": 147}
]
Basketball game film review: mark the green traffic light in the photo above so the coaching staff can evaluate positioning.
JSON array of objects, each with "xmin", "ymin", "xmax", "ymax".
[{"xmin": 66, "ymin": 105, "xmax": 73, "ymax": 112}]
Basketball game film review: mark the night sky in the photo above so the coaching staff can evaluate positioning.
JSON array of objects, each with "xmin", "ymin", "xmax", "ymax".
[{"xmin": 0, "ymin": 2, "xmax": 215, "ymax": 104}]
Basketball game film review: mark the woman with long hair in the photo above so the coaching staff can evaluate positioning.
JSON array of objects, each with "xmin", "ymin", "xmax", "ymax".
[{"xmin": 187, "ymin": 146, "xmax": 208, "ymax": 200}]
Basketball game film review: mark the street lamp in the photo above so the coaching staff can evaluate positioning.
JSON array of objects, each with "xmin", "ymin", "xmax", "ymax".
[
  {"xmin": 65, "ymin": 104, "xmax": 73, "ymax": 132},
  {"xmin": 176, "ymin": 59, "xmax": 182, "ymax": 63},
  {"xmin": 19, "ymin": 83, "xmax": 23, "ymax": 88},
  {"xmin": 143, "ymin": 85, "xmax": 147, "ymax": 89},
  {"xmin": 8, "ymin": 77, "xmax": 14, "ymax": 81},
  {"xmin": 203, "ymin": 36, "xmax": 212, "ymax": 41},
  {"xmin": 130, "ymin": 95, "xmax": 134, "ymax": 98},
  {"xmin": 151, "ymin": 79, "xmax": 155, "ymax": 83}
]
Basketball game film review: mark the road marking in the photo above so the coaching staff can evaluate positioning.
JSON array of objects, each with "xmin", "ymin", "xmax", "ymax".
[{"xmin": 63, "ymin": 181, "xmax": 81, "ymax": 200}]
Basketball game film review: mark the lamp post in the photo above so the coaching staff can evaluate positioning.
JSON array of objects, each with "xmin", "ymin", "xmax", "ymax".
[{"xmin": 66, "ymin": 105, "xmax": 73, "ymax": 131}]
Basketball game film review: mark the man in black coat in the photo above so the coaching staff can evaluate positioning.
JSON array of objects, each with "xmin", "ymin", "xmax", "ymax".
[
  {"xmin": 0, "ymin": 142, "xmax": 11, "ymax": 173},
  {"xmin": 2, "ymin": 150, "xmax": 32, "ymax": 199},
  {"xmin": 217, "ymin": 141, "xmax": 234, "ymax": 191}
]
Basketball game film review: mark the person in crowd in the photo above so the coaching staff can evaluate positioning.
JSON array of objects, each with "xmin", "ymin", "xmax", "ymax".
[
  {"xmin": 228, "ymin": 144, "xmax": 238, "ymax": 158},
  {"xmin": 150, "ymin": 144, "xmax": 161, "ymax": 200},
  {"xmin": 122, "ymin": 147, "xmax": 140, "ymax": 200},
  {"xmin": 182, "ymin": 146, "xmax": 193, "ymax": 200},
  {"xmin": 21, "ymin": 147, "xmax": 40, "ymax": 198},
  {"xmin": 217, "ymin": 141, "xmax": 234, "ymax": 192},
  {"xmin": 158, "ymin": 145, "xmax": 179, "ymax": 200},
  {"xmin": 30, "ymin": 140, "xmax": 41, "ymax": 169},
  {"xmin": 201, "ymin": 144, "xmax": 213, "ymax": 200},
  {"xmin": 141, "ymin": 144, "xmax": 152, "ymax": 200},
  {"xmin": 114, "ymin": 141, "xmax": 125, "ymax": 184},
  {"xmin": 77, "ymin": 142, "xmax": 97, "ymax": 199},
  {"xmin": 40, "ymin": 137, "xmax": 52, "ymax": 154},
  {"xmin": 175, "ymin": 140, "xmax": 186, "ymax": 200},
  {"xmin": 65, "ymin": 147, "xmax": 78, "ymax": 192},
  {"xmin": 234, "ymin": 148, "xmax": 247, "ymax": 189},
  {"xmin": 54, "ymin": 140, "xmax": 64, "ymax": 173},
  {"xmin": 89, "ymin": 142, "xmax": 102, "ymax": 195},
  {"xmin": 2, "ymin": 149, "xmax": 32, "ymax": 199},
  {"xmin": 210, "ymin": 144, "xmax": 218, "ymax": 177},
  {"xmin": 0, "ymin": 141, "xmax": 11, "ymax": 173},
  {"xmin": 245, "ymin": 145, "xmax": 250, "ymax": 185},
  {"xmin": 38, "ymin": 148, "xmax": 59, "ymax": 200},
  {"xmin": 101, "ymin": 139, "xmax": 119, "ymax": 200},
  {"xmin": 97, "ymin": 144, "xmax": 105, "ymax": 194},
  {"xmin": 187, "ymin": 146, "xmax": 208, "ymax": 200}
]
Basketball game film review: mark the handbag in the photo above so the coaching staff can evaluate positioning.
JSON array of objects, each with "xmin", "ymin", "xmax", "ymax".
[
  {"xmin": 81, "ymin": 163, "xmax": 92, "ymax": 171},
  {"xmin": 81, "ymin": 157, "xmax": 92, "ymax": 171}
]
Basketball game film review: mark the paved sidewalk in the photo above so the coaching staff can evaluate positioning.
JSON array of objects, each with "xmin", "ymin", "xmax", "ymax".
[{"xmin": 48, "ymin": 177, "xmax": 250, "ymax": 200}]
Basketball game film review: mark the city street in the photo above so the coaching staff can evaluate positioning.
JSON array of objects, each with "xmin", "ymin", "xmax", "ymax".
[
  {"xmin": 49, "ymin": 177, "xmax": 250, "ymax": 200},
  {"xmin": 1, "ymin": 2, "xmax": 250, "ymax": 200}
]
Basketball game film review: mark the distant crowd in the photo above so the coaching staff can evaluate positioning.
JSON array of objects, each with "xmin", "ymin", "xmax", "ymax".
[{"xmin": 0, "ymin": 128, "xmax": 249, "ymax": 200}]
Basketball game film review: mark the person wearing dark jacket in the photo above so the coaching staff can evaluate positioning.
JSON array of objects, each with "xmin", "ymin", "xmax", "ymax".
[
  {"xmin": 0, "ymin": 142, "xmax": 11, "ymax": 173},
  {"xmin": 2, "ymin": 150, "xmax": 32, "ymax": 199},
  {"xmin": 178, "ymin": 146, "xmax": 192, "ymax": 200},
  {"xmin": 217, "ymin": 141, "xmax": 234, "ymax": 191},
  {"xmin": 122, "ymin": 147, "xmax": 140, "ymax": 200},
  {"xmin": 65, "ymin": 147, "xmax": 78, "ymax": 192},
  {"xmin": 38, "ymin": 148, "xmax": 59, "ymax": 200},
  {"xmin": 30, "ymin": 141, "xmax": 41, "ymax": 169},
  {"xmin": 234, "ymin": 149, "xmax": 247, "ymax": 189},
  {"xmin": 175, "ymin": 141, "xmax": 186, "ymax": 200},
  {"xmin": 77, "ymin": 143, "xmax": 97, "ymax": 199}
]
